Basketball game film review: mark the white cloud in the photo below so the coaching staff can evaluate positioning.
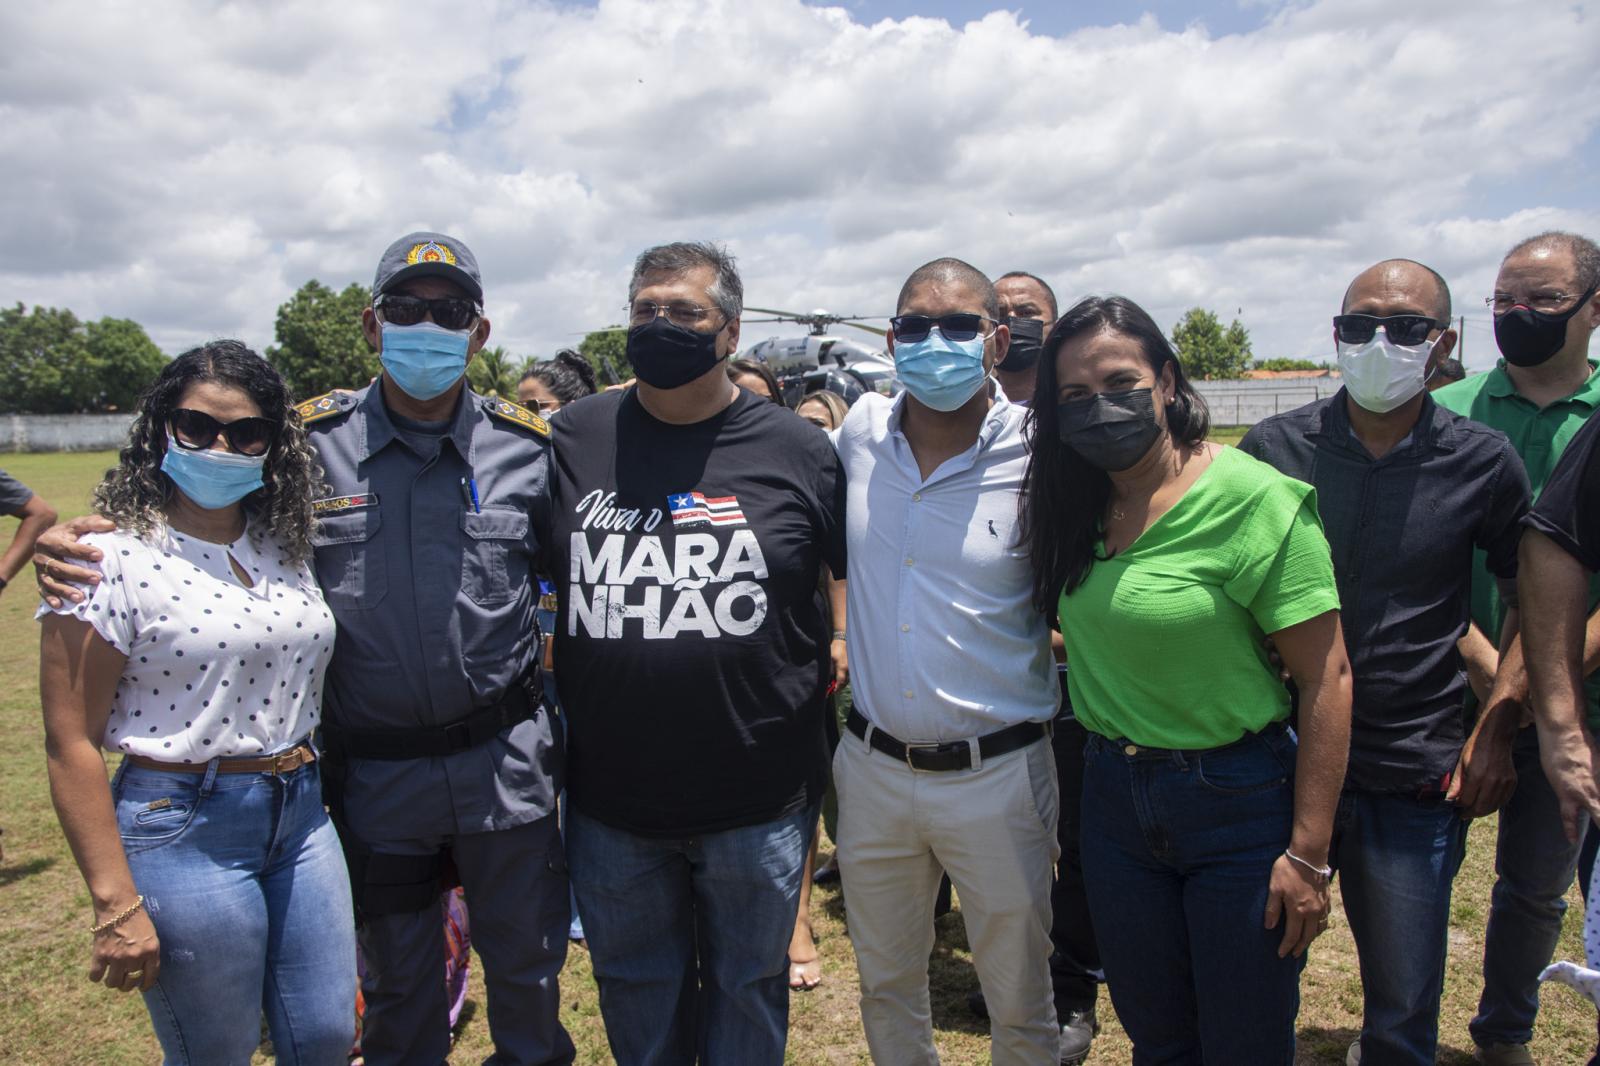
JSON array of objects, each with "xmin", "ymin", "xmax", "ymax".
[{"xmin": 1, "ymin": 0, "xmax": 1597, "ymax": 371}]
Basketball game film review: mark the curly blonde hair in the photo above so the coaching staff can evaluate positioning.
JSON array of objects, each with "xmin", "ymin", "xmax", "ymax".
[{"xmin": 93, "ymin": 340, "xmax": 326, "ymax": 562}]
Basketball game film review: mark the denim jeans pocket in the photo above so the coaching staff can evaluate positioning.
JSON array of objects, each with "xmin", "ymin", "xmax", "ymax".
[
  {"xmin": 115, "ymin": 771, "xmax": 204, "ymax": 855},
  {"xmin": 1193, "ymin": 731, "xmax": 1296, "ymax": 797}
]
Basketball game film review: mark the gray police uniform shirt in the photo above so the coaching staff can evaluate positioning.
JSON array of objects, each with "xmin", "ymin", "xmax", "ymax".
[
  {"xmin": 302, "ymin": 382, "xmax": 559, "ymax": 840},
  {"xmin": 0, "ymin": 468, "xmax": 35, "ymax": 514}
]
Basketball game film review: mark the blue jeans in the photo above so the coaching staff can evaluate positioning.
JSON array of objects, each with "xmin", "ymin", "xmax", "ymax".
[
  {"xmin": 1332, "ymin": 790, "xmax": 1467, "ymax": 1065},
  {"xmin": 1471, "ymin": 725, "xmax": 1584, "ymax": 1048},
  {"xmin": 1081, "ymin": 726, "xmax": 1304, "ymax": 1066},
  {"xmin": 567, "ymin": 804, "xmax": 813, "ymax": 1066},
  {"xmin": 114, "ymin": 757, "xmax": 356, "ymax": 1066}
]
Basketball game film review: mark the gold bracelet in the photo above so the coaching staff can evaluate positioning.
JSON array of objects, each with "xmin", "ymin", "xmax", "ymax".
[{"xmin": 91, "ymin": 895, "xmax": 145, "ymax": 937}]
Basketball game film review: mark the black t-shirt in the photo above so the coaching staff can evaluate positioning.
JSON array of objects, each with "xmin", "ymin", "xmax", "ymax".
[
  {"xmin": 1527, "ymin": 407, "xmax": 1600, "ymax": 571},
  {"xmin": 546, "ymin": 388, "xmax": 848, "ymax": 837}
]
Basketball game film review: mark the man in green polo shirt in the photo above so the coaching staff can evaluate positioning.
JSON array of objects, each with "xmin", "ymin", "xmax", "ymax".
[{"xmin": 1434, "ymin": 229, "xmax": 1600, "ymax": 1066}]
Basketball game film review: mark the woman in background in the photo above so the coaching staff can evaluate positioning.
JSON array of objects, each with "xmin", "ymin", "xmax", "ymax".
[
  {"xmin": 729, "ymin": 357, "xmax": 786, "ymax": 406},
  {"xmin": 518, "ymin": 349, "xmax": 599, "ymax": 412}
]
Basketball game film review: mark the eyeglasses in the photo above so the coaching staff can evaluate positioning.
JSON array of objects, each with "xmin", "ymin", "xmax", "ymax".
[
  {"xmin": 889, "ymin": 313, "xmax": 997, "ymax": 343},
  {"xmin": 1485, "ymin": 289, "xmax": 1594, "ymax": 315},
  {"xmin": 531, "ymin": 398, "xmax": 561, "ymax": 412},
  {"xmin": 375, "ymin": 293, "xmax": 482, "ymax": 331},
  {"xmin": 168, "ymin": 409, "xmax": 278, "ymax": 457},
  {"xmin": 628, "ymin": 301, "xmax": 721, "ymax": 328},
  {"xmin": 1332, "ymin": 314, "xmax": 1442, "ymax": 346}
]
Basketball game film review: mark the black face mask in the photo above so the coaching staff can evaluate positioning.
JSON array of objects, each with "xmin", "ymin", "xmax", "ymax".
[
  {"xmin": 1057, "ymin": 387, "xmax": 1164, "ymax": 472},
  {"xmin": 1495, "ymin": 286, "xmax": 1596, "ymax": 368},
  {"xmin": 626, "ymin": 316, "xmax": 727, "ymax": 389},
  {"xmin": 999, "ymin": 317, "xmax": 1045, "ymax": 372}
]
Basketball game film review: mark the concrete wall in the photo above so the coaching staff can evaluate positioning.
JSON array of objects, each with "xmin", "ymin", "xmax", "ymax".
[
  {"xmin": 1, "ymin": 413, "xmax": 132, "ymax": 453},
  {"xmin": 1194, "ymin": 379, "xmax": 1344, "ymax": 427}
]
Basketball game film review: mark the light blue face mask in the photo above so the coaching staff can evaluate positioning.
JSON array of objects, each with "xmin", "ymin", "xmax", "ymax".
[
  {"xmin": 893, "ymin": 328, "xmax": 989, "ymax": 412},
  {"xmin": 380, "ymin": 321, "xmax": 471, "ymax": 401},
  {"xmin": 161, "ymin": 436, "xmax": 265, "ymax": 510}
]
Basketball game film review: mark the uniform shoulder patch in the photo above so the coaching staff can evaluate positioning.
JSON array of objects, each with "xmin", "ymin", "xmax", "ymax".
[
  {"xmin": 295, "ymin": 391, "xmax": 353, "ymax": 425},
  {"xmin": 485, "ymin": 397, "xmax": 551, "ymax": 438}
]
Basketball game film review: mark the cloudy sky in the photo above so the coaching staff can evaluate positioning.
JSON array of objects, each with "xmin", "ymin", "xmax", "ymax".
[{"xmin": 3, "ymin": 0, "xmax": 1597, "ymax": 371}]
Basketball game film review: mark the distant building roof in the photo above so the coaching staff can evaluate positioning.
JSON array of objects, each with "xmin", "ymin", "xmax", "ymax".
[{"xmin": 1243, "ymin": 368, "xmax": 1340, "ymax": 380}]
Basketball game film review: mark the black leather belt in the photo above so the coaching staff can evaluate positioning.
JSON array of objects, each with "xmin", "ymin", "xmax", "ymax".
[
  {"xmin": 846, "ymin": 707, "xmax": 1050, "ymax": 772},
  {"xmin": 322, "ymin": 672, "xmax": 542, "ymax": 761}
]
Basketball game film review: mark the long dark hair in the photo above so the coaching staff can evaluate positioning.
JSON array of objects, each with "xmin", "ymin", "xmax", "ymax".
[
  {"xmin": 521, "ymin": 349, "xmax": 598, "ymax": 406},
  {"xmin": 1020, "ymin": 295, "xmax": 1210, "ymax": 614},
  {"xmin": 93, "ymin": 340, "xmax": 325, "ymax": 562}
]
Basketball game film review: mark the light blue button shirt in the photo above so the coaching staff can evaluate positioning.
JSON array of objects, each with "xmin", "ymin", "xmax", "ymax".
[{"xmin": 834, "ymin": 385, "xmax": 1059, "ymax": 743}]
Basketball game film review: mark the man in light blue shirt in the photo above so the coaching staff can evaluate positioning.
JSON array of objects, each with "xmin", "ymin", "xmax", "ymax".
[{"xmin": 833, "ymin": 258, "xmax": 1063, "ymax": 1066}]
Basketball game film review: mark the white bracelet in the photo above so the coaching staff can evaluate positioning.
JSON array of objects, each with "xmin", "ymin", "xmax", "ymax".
[{"xmin": 1284, "ymin": 849, "xmax": 1332, "ymax": 881}]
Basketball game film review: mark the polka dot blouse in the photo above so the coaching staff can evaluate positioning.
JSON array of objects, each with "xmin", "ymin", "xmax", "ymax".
[{"xmin": 40, "ymin": 525, "xmax": 336, "ymax": 763}]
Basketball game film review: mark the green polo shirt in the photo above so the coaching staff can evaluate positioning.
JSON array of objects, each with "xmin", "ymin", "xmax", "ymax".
[{"xmin": 1434, "ymin": 359, "xmax": 1600, "ymax": 729}]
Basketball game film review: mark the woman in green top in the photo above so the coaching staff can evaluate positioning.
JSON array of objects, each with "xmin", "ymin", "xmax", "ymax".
[{"xmin": 1019, "ymin": 295, "xmax": 1353, "ymax": 1065}]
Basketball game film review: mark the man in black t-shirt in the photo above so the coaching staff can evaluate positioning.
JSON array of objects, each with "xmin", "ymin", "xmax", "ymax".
[
  {"xmin": 546, "ymin": 242, "xmax": 846, "ymax": 1066},
  {"xmin": 1524, "ymin": 410, "xmax": 1600, "ymax": 842}
]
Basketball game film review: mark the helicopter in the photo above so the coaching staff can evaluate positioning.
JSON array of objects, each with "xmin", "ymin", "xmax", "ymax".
[{"xmin": 739, "ymin": 307, "xmax": 900, "ymax": 407}]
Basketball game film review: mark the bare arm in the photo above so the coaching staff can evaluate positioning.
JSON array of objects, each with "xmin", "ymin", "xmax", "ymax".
[
  {"xmin": 1457, "ymin": 622, "xmax": 1500, "ymax": 705},
  {"xmin": 1520, "ymin": 530, "xmax": 1600, "ymax": 843},
  {"xmin": 1, "ymin": 493, "xmax": 58, "ymax": 586},
  {"xmin": 1449, "ymin": 602, "xmax": 1524, "ymax": 818},
  {"xmin": 1262, "ymin": 609, "xmax": 1351, "ymax": 958},
  {"xmin": 39, "ymin": 613, "xmax": 160, "ymax": 992},
  {"xmin": 826, "ymin": 567, "xmax": 848, "ymax": 688}
]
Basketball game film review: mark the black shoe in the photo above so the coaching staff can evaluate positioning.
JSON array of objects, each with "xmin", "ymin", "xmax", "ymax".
[
  {"xmin": 1058, "ymin": 1007, "xmax": 1099, "ymax": 1065},
  {"xmin": 967, "ymin": 988, "xmax": 987, "ymax": 1019}
]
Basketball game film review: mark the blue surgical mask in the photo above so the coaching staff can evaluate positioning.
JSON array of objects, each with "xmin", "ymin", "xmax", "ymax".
[
  {"xmin": 380, "ymin": 321, "xmax": 471, "ymax": 401},
  {"xmin": 161, "ymin": 435, "xmax": 265, "ymax": 510},
  {"xmin": 893, "ymin": 328, "xmax": 989, "ymax": 412}
]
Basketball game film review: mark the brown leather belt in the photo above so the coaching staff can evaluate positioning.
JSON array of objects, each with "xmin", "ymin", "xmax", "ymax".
[{"xmin": 125, "ymin": 742, "xmax": 317, "ymax": 776}]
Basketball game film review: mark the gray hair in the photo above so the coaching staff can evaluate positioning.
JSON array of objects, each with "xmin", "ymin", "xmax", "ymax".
[
  {"xmin": 897, "ymin": 257, "xmax": 1000, "ymax": 320},
  {"xmin": 628, "ymin": 241, "xmax": 744, "ymax": 321},
  {"xmin": 1505, "ymin": 231, "xmax": 1600, "ymax": 293}
]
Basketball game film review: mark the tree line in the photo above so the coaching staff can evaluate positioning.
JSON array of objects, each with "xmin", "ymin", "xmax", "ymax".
[{"xmin": 2, "ymin": 283, "xmax": 1294, "ymax": 414}]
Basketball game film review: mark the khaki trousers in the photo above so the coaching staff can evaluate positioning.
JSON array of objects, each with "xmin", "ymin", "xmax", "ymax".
[{"xmin": 835, "ymin": 730, "xmax": 1061, "ymax": 1065}]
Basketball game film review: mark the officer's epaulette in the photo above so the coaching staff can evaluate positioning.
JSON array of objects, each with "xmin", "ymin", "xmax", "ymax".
[
  {"xmin": 483, "ymin": 396, "xmax": 551, "ymax": 438},
  {"xmin": 295, "ymin": 391, "xmax": 354, "ymax": 426}
]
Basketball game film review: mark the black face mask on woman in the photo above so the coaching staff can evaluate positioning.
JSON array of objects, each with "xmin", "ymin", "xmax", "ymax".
[
  {"xmin": 1057, "ymin": 387, "xmax": 1165, "ymax": 472},
  {"xmin": 1494, "ymin": 286, "xmax": 1597, "ymax": 368},
  {"xmin": 626, "ymin": 316, "xmax": 726, "ymax": 389}
]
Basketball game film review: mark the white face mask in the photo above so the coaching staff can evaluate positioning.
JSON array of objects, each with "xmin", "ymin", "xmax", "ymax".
[{"xmin": 1336, "ymin": 327, "xmax": 1439, "ymax": 414}]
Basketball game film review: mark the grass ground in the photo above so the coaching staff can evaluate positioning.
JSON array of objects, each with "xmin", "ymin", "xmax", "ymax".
[{"xmin": 1, "ymin": 447, "xmax": 1595, "ymax": 1064}]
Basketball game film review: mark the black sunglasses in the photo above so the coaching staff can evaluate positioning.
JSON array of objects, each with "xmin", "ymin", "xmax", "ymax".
[
  {"xmin": 375, "ymin": 293, "xmax": 482, "ymax": 331},
  {"xmin": 889, "ymin": 313, "xmax": 995, "ymax": 343},
  {"xmin": 168, "ymin": 409, "xmax": 279, "ymax": 457},
  {"xmin": 1332, "ymin": 314, "xmax": 1442, "ymax": 347}
]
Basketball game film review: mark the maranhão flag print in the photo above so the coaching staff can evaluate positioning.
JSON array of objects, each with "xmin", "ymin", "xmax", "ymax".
[{"xmin": 668, "ymin": 492, "xmax": 748, "ymax": 529}]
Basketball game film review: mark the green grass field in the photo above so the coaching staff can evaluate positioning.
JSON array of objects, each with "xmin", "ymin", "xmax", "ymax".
[{"xmin": 0, "ymin": 447, "xmax": 1595, "ymax": 1064}]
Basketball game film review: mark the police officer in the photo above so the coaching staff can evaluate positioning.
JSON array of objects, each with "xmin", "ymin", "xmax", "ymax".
[{"xmin": 301, "ymin": 232, "xmax": 572, "ymax": 1066}]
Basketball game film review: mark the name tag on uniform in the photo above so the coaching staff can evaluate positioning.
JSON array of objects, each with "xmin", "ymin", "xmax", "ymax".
[{"xmin": 313, "ymin": 493, "xmax": 379, "ymax": 515}]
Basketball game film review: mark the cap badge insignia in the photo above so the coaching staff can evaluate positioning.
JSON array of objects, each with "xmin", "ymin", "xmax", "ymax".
[{"xmin": 407, "ymin": 241, "xmax": 457, "ymax": 266}]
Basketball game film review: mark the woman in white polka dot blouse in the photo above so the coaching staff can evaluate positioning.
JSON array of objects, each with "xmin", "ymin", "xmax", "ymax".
[{"xmin": 39, "ymin": 341, "xmax": 356, "ymax": 1065}]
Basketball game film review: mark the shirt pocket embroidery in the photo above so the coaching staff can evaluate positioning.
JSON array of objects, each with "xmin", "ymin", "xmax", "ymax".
[
  {"xmin": 310, "ymin": 508, "xmax": 388, "ymax": 609},
  {"xmin": 460, "ymin": 507, "xmax": 530, "ymax": 607}
]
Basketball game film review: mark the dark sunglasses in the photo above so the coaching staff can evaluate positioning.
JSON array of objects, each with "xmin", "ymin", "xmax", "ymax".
[
  {"xmin": 889, "ymin": 313, "xmax": 995, "ymax": 343},
  {"xmin": 375, "ymin": 293, "xmax": 482, "ymax": 331},
  {"xmin": 1332, "ymin": 314, "xmax": 1442, "ymax": 347},
  {"xmin": 168, "ymin": 409, "xmax": 278, "ymax": 457}
]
